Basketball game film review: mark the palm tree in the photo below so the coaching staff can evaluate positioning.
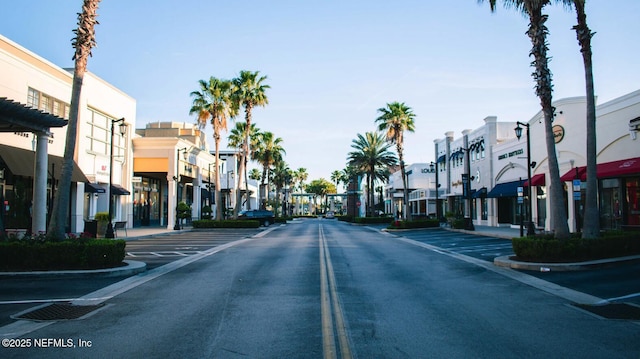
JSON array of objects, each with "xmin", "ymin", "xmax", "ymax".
[
  {"xmin": 271, "ymin": 160, "xmax": 292, "ymax": 217},
  {"xmin": 189, "ymin": 77, "xmax": 236, "ymax": 221},
  {"xmin": 231, "ymin": 70, "xmax": 270, "ymax": 218},
  {"xmin": 330, "ymin": 170, "xmax": 343, "ymax": 191},
  {"xmin": 48, "ymin": 0, "xmax": 101, "ymax": 239},
  {"xmin": 481, "ymin": 0, "xmax": 570, "ymax": 239},
  {"xmin": 293, "ymin": 167, "xmax": 308, "ymax": 214},
  {"xmin": 375, "ymin": 102, "xmax": 416, "ymax": 220},
  {"xmin": 567, "ymin": 0, "xmax": 598, "ymax": 238},
  {"xmin": 249, "ymin": 168, "xmax": 262, "ymax": 182},
  {"xmin": 253, "ymin": 131, "xmax": 286, "ymax": 209},
  {"xmin": 228, "ymin": 121, "xmax": 259, "ymax": 212},
  {"xmin": 347, "ymin": 132, "xmax": 398, "ymax": 217}
]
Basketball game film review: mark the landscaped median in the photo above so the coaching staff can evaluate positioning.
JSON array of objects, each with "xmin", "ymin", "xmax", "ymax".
[
  {"xmin": 511, "ymin": 231, "xmax": 640, "ymax": 263},
  {"xmin": 0, "ymin": 237, "xmax": 126, "ymax": 271}
]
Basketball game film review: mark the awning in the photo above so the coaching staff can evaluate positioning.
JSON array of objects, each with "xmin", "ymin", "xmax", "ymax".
[
  {"xmin": 524, "ymin": 174, "xmax": 546, "ymax": 187},
  {"xmin": 472, "ymin": 187, "xmax": 487, "ymax": 198},
  {"xmin": 560, "ymin": 167, "xmax": 586, "ymax": 182},
  {"xmin": 560, "ymin": 157, "xmax": 640, "ymax": 181},
  {"xmin": 598, "ymin": 157, "xmax": 640, "ymax": 178},
  {"xmin": 486, "ymin": 180, "xmax": 524, "ymax": 198},
  {"xmin": 85, "ymin": 182, "xmax": 105, "ymax": 193},
  {"xmin": 0, "ymin": 143, "xmax": 88, "ymax": 182},
  {"xmin": 437, "ymin": 154, "xmax": 446, "ymax": 163},
  {"xmin": 110, "ymin": 184, "xmax": 130, "ymax": 196}
]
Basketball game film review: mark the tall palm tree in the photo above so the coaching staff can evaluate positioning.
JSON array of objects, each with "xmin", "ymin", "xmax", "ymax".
[
  {"xmin": 228, "ymin": 121, "xmax": 259, "ymax": 212},
  {"xmin": 231, "ymin": 70, "xmax": 270, "ymax": 217},
  {"xmin": 48, "ymin": 0, "xmax": 101, "ymax": 239},
  {"xmin": 249, "ymin": 168, "xmax": 262, "ymax": 182},
  {"xmin": 330, "ymin": 170, "xmax": 342, "ymax": 191},
  {"xmin": 347, "ymin": 132, "xmax": 398, "ymax": 217},
  {"xmin": 568, "ymin": 0, "xmax": 598, "ymax": 239},
  {"xmin": 481, "ymin": 0, "xmax": 570, "ymax": 239},
  {"xmin": 375, "ymin": 102, "xmax": 416, "ymax": 220},
  {"xmin": 293, "ymin": 167, "xmax": 308, "ymax": 214},
  {"xmin": 253, "ymin": 131, "xmax": 285, "ymax": 209},
  {"xmin": 271, "ymin": 160, "xmax": 292, "ymax": 217},
  {"xmin": 189, "ymin": 77, "xmax": 235, "ymax": 221}
]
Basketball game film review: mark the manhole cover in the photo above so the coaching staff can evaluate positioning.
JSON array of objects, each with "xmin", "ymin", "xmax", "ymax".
[
  {"xmin": 574, "ymin": 303, "xmax": 640, "ymax": 320},
  {"xmin": 14, "ymin": 302, "xmax": 105, "ymax": 321}
]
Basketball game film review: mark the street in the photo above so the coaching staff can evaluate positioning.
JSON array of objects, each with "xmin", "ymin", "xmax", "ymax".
[{"xmin": 1, "ymin": 219, "xmax": 639, "ymax": 358}]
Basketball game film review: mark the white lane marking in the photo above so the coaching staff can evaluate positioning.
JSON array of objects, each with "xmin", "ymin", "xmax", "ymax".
[{"xmin": 0, "ymin": 236, "xmax": 258, "ymax": 338}]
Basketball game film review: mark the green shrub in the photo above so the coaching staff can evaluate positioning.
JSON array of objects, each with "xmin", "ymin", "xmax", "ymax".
[
  {"xmin": 388, "ymin": 219, "xmax": 439, "ymax": 229},
  {"xmin": 192, "ymin": 219, "xmax": 260, "ymax": 228},
  {"xmin": 337, "ymin": 215, "xmax": 354, "ymax": 222},
  {"xmin": 512, "ymin": 232, "xmax": 640, "ymax": 262},
  {"xmin": 94, "ymin": 212, "xmax": 110, "ymax": 222},
  {"xmin": 0, "ymin": 239, "xmax": 126, "ymax": 271},
  {"xmin": 354, "ymin": 217, "xmax": 394, "ymax": 225},
  {"xmin": 275, "ymin": 217, "xmax": 288, "ymax": 223},
  {"xmin": 451, "ymin": 219, "xmax": 466, "ymax": 229}
]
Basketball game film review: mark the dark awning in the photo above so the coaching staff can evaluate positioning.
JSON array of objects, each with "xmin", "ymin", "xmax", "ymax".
[
  {"xmin": 560, "ymin": 167, "xmax": 586, "ymax": 182},
  {"xmin": 437, "ymin": 154, "xmax": 446, "ymax": 163},
  {"xmin": 85, "ymin": 182, "xmax": 105, "ymax": 193},
  {"xmin": 0, "ymin": 143, "xmax": 88, "ymax": 182},
  {"xmin": 486, "ymin": 180, "xmax": 524, "ymax": 198},
  {"xmin": 110, "ymin": 184, "xmax": 130, "ymax": 196},
  {"xmin": 524, "ymin": 173, "xmax": 545, "ymax": 187},
  {"xmin": 472, "ymin": 187, "xmax": 487, "ymax": 198}
]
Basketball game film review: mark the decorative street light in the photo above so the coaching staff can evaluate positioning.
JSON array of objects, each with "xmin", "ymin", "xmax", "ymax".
[
  {"xmin": 515, "ymin": 121, "xmax": 536, "ymax": 236},
  {"xmin": 105, "ymin": 118, "xmax": 126, "ymax": 239},
  {"xmin": 174, "ymin": 147, "xmax": 188, "ymax": 230}
]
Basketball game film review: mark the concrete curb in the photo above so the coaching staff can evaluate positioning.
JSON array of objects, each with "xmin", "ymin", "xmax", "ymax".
[
  {"xmin": 0, "ymin": 260, "xmax": 147, "ymax": 279},
  {"xmin": 494, "ymin": 254, "xmax": 640, "ymax": 272}
]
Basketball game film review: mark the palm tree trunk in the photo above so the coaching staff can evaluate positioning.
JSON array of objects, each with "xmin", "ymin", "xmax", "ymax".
[
  {"xmin": 398, "ymin": 145, "xmax": 411, "ymax": 221},
  {"xmin": 527, "ymin": 4, "xmax": 569, "ymax": 238},
  {"xmin": 48, "ymin": 0, "xmax": 100, "ymax": 239},
  {"xmin": 214, "ymin": 137, "xmax": 223, "ymax": 221},
  {"xmin": 573, "ymin": 0, "xmax": 599, "ymax": 239}
]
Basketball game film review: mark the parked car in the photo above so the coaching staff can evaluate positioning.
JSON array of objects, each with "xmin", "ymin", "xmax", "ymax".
[
  {"xmin": 324, "ymin": 211, "xmax": 335, "ymax": 219},
  {"xmin": 238, "ymin": 210, "xmax": 275, "ymax": 226}
]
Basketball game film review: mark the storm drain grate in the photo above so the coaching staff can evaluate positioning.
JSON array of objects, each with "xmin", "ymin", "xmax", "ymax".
[
  {"xmin": 15, "ymin": 302, "xmax": 105, "ymax": 321},
  {"xmin": 573, "ymin": 303, "xmax": 640, "ymax": 320}
]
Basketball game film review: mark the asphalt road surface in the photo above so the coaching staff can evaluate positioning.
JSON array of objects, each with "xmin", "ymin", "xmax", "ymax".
[{"xmin": 1, "ymin": 219, "xmax": 639, "ymax": 358}]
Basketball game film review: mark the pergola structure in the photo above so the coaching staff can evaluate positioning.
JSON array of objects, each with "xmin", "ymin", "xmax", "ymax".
[{"xmin": 0, "ymin": 97, "xmax": 68, "ymax": 235}]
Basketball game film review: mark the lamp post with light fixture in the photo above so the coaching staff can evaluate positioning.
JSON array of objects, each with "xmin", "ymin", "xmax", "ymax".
[
  {"xmin": 105, "ymin": 118, "xmax": 126, "ymax": 239},
  {"xmin": 174, "ymin": 147, "xmax": 188, "ymax": 230},
  {"xmin": 515, "ymin": 121, "xmax": 535, "ymax": 236}
]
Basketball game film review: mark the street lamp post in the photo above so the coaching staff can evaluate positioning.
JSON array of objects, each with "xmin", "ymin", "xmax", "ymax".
[
  {"xmin": 208, "ymin": 162, "xmax": 214, "ymax": 210},
  {"xmin": 174, "ymin": 147, "xmax": 188, "ymax": 230},
  {"xmin": 105, "ymin": 118, "xmax": 126, "ymax": 239},
  {"xmin": 515, "ymin": 121, "xmax": 535, "ymax": 236},
  {"xmin": 430, "ymin": 162, "xmax": 440, "ymax": 222}
]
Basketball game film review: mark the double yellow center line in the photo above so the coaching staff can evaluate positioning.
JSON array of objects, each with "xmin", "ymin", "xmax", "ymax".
[{"xmin": 319, "ymin": 224, "xmax": 352, "ymax": 359}]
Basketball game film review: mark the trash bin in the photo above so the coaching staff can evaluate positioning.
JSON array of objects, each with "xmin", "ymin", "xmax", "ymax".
[{"xmin": 83, "ymin": 220, "xmax": 97, "ymax": 238}]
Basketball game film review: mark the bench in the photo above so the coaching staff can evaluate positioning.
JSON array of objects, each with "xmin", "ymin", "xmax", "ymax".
[{"xmin": 114, "ymin": 221, "xmax": 128, "ymax": 237}]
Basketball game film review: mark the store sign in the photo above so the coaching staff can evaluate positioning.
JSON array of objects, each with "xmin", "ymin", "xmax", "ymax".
[
  {"xmin": 132, "ymin": 176, "xmax": 142, "ymax": 183},
  {"xmin": 553, "ymin": 125, "xmax": 565, "ymax": 143},
  {"xmin": 498, "ymin": 149, "xmax": 523, "ymax": 160}
]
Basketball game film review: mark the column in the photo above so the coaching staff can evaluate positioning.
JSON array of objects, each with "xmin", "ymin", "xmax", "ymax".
[{"xmin": 32, "ymin": 132, "xmax": 48, "ymax": 235}]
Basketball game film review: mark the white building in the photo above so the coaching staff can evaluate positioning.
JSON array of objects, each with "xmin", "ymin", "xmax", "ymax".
[{"xmin": 0, "ymin": 34, "xmax": 135, "ymax": 235}]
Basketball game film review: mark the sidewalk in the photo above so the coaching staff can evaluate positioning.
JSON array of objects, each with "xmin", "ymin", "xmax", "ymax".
[{"xmin": 117, "ymin": 225, "xmax": 191, "ymax": 241}]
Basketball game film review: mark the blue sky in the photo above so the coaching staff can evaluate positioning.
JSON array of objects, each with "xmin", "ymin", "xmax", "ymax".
[{"xmin": 1, "ymin": 1, "xmax": 638, "ymax": 182}]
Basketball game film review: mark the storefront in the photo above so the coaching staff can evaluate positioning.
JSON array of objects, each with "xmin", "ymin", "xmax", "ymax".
[{"xmin": 132, "ymin": 176, "xmax": 162, "ymax": 227}]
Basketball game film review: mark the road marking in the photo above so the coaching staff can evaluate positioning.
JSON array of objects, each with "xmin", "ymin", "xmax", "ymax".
[
  {"xmin": 319, "ymin": 224, "xmax": 352, "ymax": 359},
  {"xmin": 0, "ymin": 236, "xmax": 259, "ymax": 338},
  {"xmin": 394, "ymin": 236, "xmax": 605, "ymax": 305}
]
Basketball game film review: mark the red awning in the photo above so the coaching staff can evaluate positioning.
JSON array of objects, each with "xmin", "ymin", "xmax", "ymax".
[
  {"xmin": 560, "ymin": 157, "xmax": 640, "ymax": 181},
  {"xmin": 560, "ymin": 167, "xmax": 586, "ymax": 181},
  {"xmin": 597, "ymin": 157, "xmax": 640, "ymax": 178},
  {"xmin": 524, "ymin": 173, "xmax": 545, "ymax": 187}
]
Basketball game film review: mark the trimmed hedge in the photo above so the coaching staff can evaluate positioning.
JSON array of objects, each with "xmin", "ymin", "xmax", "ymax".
[
  {"xmin": 512, "ymin": 232, "xmax": 640, "ymax": 262},
  {"xmin": 337, "ymin": 215, "xmax": 354, "ymax": 222},
  {"xmin": 192, "ymin": 219, "xmax": 260, "ymax": 228},
  {"xmin": 0, "ymin": 239, "xmax": 126, "ymax": 271},
  {"xmin": 388, "ymin": 219, "xmax": 439, "ymax": 230},
  {"xmin": 354, "ymin": 217, "xmax": 394, "ymax": 225}
]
